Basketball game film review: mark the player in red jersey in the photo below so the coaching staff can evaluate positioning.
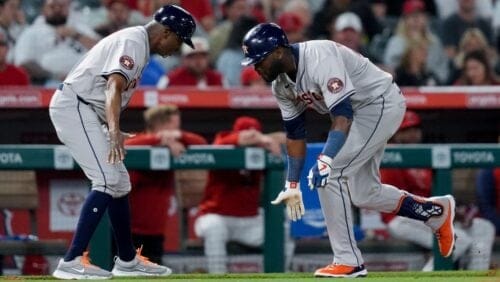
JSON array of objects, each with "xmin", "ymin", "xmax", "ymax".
[
  {"xmin": 125, "ymin": 104, "xmax": 207, "ymax": 264},
  {"xmin": 195, "ymin": 116, "xmax": 283, "ymax": 273},
  {"xmin": 0, "ymin": 32, "xmax": 28, "ymax": 85}
]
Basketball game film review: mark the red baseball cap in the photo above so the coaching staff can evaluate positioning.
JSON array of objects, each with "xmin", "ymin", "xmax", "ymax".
[
  {"xmin": 399, "ymin": 110, "xmax": 421, "ymax": 130},
  {"xmin": 277, "ymin": 12, "xmax": 303, "ymax": 33},
  {"xmin": 233, "ymin": 116, "xmax": 262, "ymax": 132},
  {"xmin": 402, "ymin": 0, "xmax": 425, "ymax": 15}
]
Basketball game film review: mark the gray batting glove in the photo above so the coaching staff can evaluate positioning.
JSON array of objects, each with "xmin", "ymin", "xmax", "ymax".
[{"xmin": 271, "ymin": 181, "xmax": 305, "ymax": 221}]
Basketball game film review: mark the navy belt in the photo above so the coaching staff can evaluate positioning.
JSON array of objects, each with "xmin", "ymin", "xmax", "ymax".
[{"xmin": 58, "ymin": 83, "xmax": 90, "ymax": 105}]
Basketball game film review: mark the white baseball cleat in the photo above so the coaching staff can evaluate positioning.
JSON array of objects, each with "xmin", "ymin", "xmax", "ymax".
[
  {"xmin": 111, "ymin": 246, "xmax": 172, "ymax": 276},
  {"xmin": 52, "ymin": 251, "xmax": 112, "ymax": 280}
]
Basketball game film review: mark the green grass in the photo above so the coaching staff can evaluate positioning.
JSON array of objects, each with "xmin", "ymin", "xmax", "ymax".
[{"xmin": 1, "ymin": 271, "xmax": 498, "ymax": 281}]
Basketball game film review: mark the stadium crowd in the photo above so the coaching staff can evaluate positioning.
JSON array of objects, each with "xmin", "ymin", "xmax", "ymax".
[{"xmin": 2, "ymin": 0, "xmax": 500, "ymax": 88}]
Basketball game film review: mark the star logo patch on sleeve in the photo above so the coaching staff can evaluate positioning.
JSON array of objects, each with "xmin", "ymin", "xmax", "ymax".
[
  {"xmin": 327, "ymin": 78, "xmax": 344, "ymax": 94},
  {"xmin": 119, "ymin": 55, "xmax": 135, "ymax": 70}
]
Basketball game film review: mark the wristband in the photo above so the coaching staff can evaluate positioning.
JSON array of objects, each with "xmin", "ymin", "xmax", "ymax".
[
  {"xmin": 286, "ymin": 156, "xmax": 304, "ymax": 182},
  {"xmin": 322, "ymin": 130, "xmax": 346, "ymax": 158},
  {"xmin": 285, "ymin": 180, "xmax": 299, "ymax": 189}
]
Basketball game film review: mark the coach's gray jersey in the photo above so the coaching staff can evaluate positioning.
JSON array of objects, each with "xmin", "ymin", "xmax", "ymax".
[
  {"xmin": 64, "ymin": 26, "xmax": 150, "ymax": 122},
  {"xmin": 272, "ymin": 40, "xmax": 393, "ymax": 120}
]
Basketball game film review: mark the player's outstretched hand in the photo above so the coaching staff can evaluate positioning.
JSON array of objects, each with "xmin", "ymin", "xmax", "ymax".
[
  {"xmin": 271, "ymin": 181, "xmax": 305, "ymax": 221},
  {"xmin": 108, "ymin": 131, "xmax": 135, "ymax": 164},
  {"xmin": 307, "ymin": 154, "xmax": 333, "ymax": 190}
]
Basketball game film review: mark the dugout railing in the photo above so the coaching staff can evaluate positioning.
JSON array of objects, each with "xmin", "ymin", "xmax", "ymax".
[{"xmin": 0, "ymin": 144, "xmax": 499, "ymax": 271}]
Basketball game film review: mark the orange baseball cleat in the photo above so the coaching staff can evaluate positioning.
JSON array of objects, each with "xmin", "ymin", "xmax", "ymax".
[
  {"xmin": 314, "ymin": 263, "xmax": 367, "ymax": 278},
  {"xmin": 427, "ymin": 195, "xmax": 456, "ymax": 257}
]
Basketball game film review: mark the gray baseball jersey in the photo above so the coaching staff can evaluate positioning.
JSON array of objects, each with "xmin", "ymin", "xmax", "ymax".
[
  {"xmin": 274, "ymin": 40, "xmax": 408, "ymax": 266},
  {"xmin": 64, "ymin": 26, "xmax": 149, "ymax": 123},
  {"xmin": 49, "ymin": 26, "xmax": 150, "ymax": 197},
  {"xmin": 272, "ymin": 40, "xmax": 393, "ymax": 120}
]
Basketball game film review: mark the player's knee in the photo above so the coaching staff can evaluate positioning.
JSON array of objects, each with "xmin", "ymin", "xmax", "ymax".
[
  {"xmin": 471, "ymin": 218, "xmax": 495, "ymax": 241},
  {"xmin": 387, "ymin": 218, "xmax": 404, "ymax": 238},
  {"xmin": 104, "ymin": 170, "xmax": 121, "ymax": 187},
  {"xmin": 114, "ymin": 178, "xmax": 131, "ymax": 198},
  {"xmin": 350, "ymin": 194, "xmax": 368, "ymax": 208},
  {"xmin": 195, "ymin": 214, "xmax": 228, "ymax": 239},
  {"xmin": 102, "ymin": 171, "xmax": 131, "ymax": 197}
]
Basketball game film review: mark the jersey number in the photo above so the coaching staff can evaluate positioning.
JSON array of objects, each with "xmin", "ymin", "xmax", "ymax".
[{"xmin": 297, "ymin": 91, "xmax": 323, "ymax": 105}]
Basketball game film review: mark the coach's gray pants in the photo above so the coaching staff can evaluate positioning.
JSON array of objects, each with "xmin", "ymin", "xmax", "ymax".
[
  {"xmin": 49, "ymin": 86, "xmax": 131, "ymax": 198},
  {"xmin": 318, "ymin": 85, "xmax": 406, "ymax": 266}
]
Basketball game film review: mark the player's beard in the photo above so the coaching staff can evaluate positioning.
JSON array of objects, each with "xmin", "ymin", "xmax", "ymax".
[
  {"xmin": 46, "ymin": 15, "xmax": 68, "ymax": 27},
  {"xmin": 264, "ymin": 59, "xmax": 284, "ymax": 83}
]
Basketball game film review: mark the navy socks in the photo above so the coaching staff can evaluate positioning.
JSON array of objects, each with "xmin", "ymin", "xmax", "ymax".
[
  {"xmin": 108, "ymin": 195, "xmax": 136, "ymax": 262},
  {"xmin": 396, "ymin": 195, "xmax": 443, "ymax": 221},
  {"xmin": 64, "ymin": 190, "xmax": 112, "ymax": 261}
]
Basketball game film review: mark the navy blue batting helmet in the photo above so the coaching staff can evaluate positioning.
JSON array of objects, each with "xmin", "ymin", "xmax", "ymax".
[
  {"xmin": 154, "ymin": 5, "xmax": 196, "ymax": 49},
  {"xmin": 241, "ymin": 23, "xmax": 289, "ymax": 66}
]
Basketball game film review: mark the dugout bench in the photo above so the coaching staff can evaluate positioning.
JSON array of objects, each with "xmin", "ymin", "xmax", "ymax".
[
  {"xmin": 0, "ymin": 171, "xmax": 67, "ymax": 273},
  {"xmin": 0, "ymin": 144, "xmax": 499, "ymax": 272}
]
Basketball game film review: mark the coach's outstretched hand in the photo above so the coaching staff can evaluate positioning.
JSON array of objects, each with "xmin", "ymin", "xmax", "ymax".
[
  {"xmin": 108, "ymin": 131, "xmax": 135, "ymax": 164},
  {"xmin": 271, "ymin": 181, "xmax": 305, "ymax": 221}
]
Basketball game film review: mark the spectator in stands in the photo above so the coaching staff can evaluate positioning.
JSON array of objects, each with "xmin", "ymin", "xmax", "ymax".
[
  {"xmin": 209, "ymin": 0, "xmax": 248, "ymax": 63},
  {"xmin": 14, "ymin": 0, "xmax": 99, "ymax": 85},
  {"xmin": 349, "ymin": 0, "xmax": 385, "ymax": 42},
  {"xmin": 385, "ymin": 0, "xmax": 437, "ymax": 17},
  {"xmin": 157, "ymin": 37, "xmax": 224, "ymax": 89},
  {"xmin": 259, "ymin": 0, "xmax": 288, "ymax": 23},
  {"xmin": 395, "ymin": 40, "xmax": 439, "ymax": 86},
  {"xmin": 125, "ymin": 104, "xmax": 207, "ymax": 264},
  {"xmin": 277, "ymin": 12, "xmax": 305, "ymax": 43},
  {"xmin": 240, "ymin": 66, "xmax": 266, "ymax": 88},
  {"xmin": 331, "ymin": 12, "xmax": 375, "ymax": 61},
  {"xmin": 139, "ymin": 58, "xmax": 166, "ymax": 86},
  {"xmin": 383, "ymin": 0, "xmax": 448, "ymax": 83},
  {"xmin": 492, "ymin": 1, "xmax": 500, "ymax": 52},
  {"xmin": 74, "ymin": 0, "xmax": 146, "ymax": 32},
  {"xmin": 282, "ymin": 0, "xmax": 312, "ymax": 32},
  {"xmin": 0, "ymin": 0, "xmax": 25, "ymax": 63},
  {"xmin": 381, "ymin": 110, "xmax": 495, "ymax": 270},
  {"xmin": 454, "ymin": 50, "xmax": 499, "ymax": 86},
  {"xmin": 216, "ymin": 16, "xmax": 258, "ymax": 87},
  {"xmin": 94, "ymin": 0, "xmax": 133, "ymax": 37},
  {"xmin": 0, "ymin": 31, "xmax": 28, "ymax": 85},
  {"xmin": 308, "ymin": 0, "xmax": 350, "ymax": 39},
  {"xmin": 180, "ymin": 0, "xmax": 215, "ymax": 33},
  {"xmin": 435, "ymin": 0, "xmax": 492, "ymax": 21},
  {"xmin": 195, "ymin": 116, "xmax": 284, "ymax": 273},
  {"xmin": 447, "ymin": 28, "xmax": 499, "ymax": 84},
  {"xmin": 476, "ymin": 166, "xmax": 500, "ymax": 235},
  {"xmin": 439, "ymin": 0, "xmax": 493, "ymax": 59}
]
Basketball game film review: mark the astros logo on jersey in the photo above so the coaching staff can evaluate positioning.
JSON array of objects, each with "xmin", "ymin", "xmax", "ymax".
[
  {"xmin": 327, "ymin": 78, "xmax": 344, "ymax": 94},
  {"xmin": 120, "ymin": 55, "xmax": 135, "ymax": 70}
]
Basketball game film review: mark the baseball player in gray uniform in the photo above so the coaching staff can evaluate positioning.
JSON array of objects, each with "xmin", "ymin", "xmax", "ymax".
[
  {"xmin": 241, "ymin": 23, "xmax": 456, "ymax": 278},
  {"xmin": 49, "ymin": 5, "xmax": 196, "ymax": 279}
]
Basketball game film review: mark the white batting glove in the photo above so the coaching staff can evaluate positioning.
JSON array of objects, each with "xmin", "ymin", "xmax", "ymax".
[
  {"xmin": 307, "ymin": 154, "xmax": 333, "ymax": 190},
  {"xmin": 271, "ymin": 181, "xmax": 305, "ymax": 221}
]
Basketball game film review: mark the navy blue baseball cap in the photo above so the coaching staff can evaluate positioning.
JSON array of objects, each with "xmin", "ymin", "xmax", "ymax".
[
  {"xmin": 154, "ymin": 5, "xmax": 196, "ymax": 49},
  {"xmin": 241, "ymin": 23, "xmax": 289, "ymax": 66}
]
